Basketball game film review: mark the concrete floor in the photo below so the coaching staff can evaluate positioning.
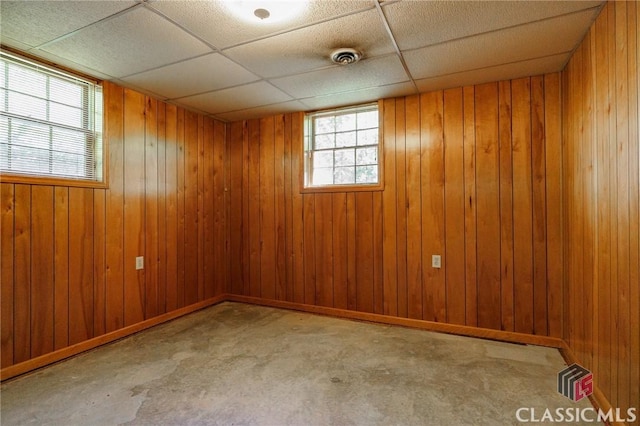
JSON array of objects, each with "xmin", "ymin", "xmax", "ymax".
[{"xmin": 1, "ymin": 302, "xmax": 597, "ymax": 425}]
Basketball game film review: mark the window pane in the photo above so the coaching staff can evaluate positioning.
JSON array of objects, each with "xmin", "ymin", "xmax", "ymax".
[
  {"xmin": 11, "ymin": 119, "xmax": 49, "ymax": 149},
  {"xmin": 312, "ymin": 167, "xmax": 333, "ymax": 185},
  {"xmin": 356, "ymin": 165, "xmax": 378, "ymax": 184},
  {"xmin": 50, "ymin": 103, "xmax": 83, "ymax": 128},
  {"xmin": 335, "ymin": 113, "xmax": 356, "ymax": 132},
  {"xmin": 0, "ymin": 89, "xmax": 6, "ymax": 112},
  {"xmin": 11, "ymin": 145, "xmax": 49, "ymax": 173},
  {"xmin": 8, "ymin": 91, "xmax": 47, "ymax": 120},
  {"xmin": 357, "ymin": 110, "xmax": 378, "ymax": 129},
  {"xmin": 52, "ymin": 127, "xmax": 86, "ymax": 153},
  {"xmin": 334, "ymin": 166, "xmax": 355, "ymax": 184},
  {"xmin": 314, "ymin": 133, "xmax": 334, "ymax": 150},
  {"xmin": 313, "ymin": 150, "xmax": 333, "ymax": 168},
  {"xmin": 357, "ymin": 128, "xmax": 378, "ymax": 146},
  {"xmin": 52, "ymin": 151, "xmax": 85, "ymax": 177},
  {"xmin": 336, "ymin": 131, "xmax": 357, "ymax": 148},
  {"xmin": 356, "ymin": 147, "xmax": 377, "ymax": 166},
  {"xmin": 8, "ymin": 64, "xmax": 46, "ymax": 98},
  {"xmin": 314, "ymin": 116, "xmax": 334, "ymax": 134},
  {"xmin": 49, "ymin": 78, "xmax": 83, "ymax": 108},
  {"xmin": 335, "ymin": 148, "xmax": 355, "ymax": 166}
]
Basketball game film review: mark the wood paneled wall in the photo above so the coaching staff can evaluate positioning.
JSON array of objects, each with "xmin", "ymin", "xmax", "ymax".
[
  {"xmin": 228, "ymin": 75, "xmax": 563, "ymax": 337},
  {"xmin": 0, "ymin": 82, "xmax": 228, "ymax": 368},
  {"xmin": 562, "ymin": 1, "xmax": 639, "ymax": 418}
]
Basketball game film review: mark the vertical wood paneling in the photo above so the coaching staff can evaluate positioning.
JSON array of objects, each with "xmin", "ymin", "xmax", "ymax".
[
  {"xmin": 1, "ymin": 81, "xmax": 229, "ymax": 370},
  {"xmin": 420, "ymin": 91, "xmax": 446, "ymax": 322},
  {"xmin": 1, "ymin": 184, "xmax": 14, "ymax": 367},
  {"xmin": 105, "ymin": 82, "xmax": 124, "ymax": 333},
  {"xmin": 93, "ymin": 190, "xmax": 106, "ymax": 336},
  {"xmin": 229, "ymin": 122, "xmax": 244, "ymax": 296},
  {"xmin": 463, "ymin": 86, "xmax": 478, "ymax": 327},
  {"xmin": 475, "ymin": 83, "xmax": 501, "ymax": 330},
  {"xmin": 248, "ymin": 120, "xmax": 261, "ymax": 297},
  {"xmin": 123, "ymin": 89, "xmax": 145, "ymax": 325},
  {"xmin": 405, "ymin": 95, "xmax": 423, "ymax": 320},
  {"xmin": 30, "ymin": 186, "xmax": 54, "ymax": 357},
  {"xmin": 13, "ymin": 184, "xmax": 31, "ymax": 363},
  {"xmin": 395, "ymin": 99, "xmax": 408, "ymax": 318},
  {"xmin": 144, "ymin": 97, "xmax": 159, "ymax": 319},
  {"xmin": 315, "ymin": 193, "xmax": 333, "ymax": 307},
  {"xmin": 165, "ymin": 104, "xmax": 179, "ymax": 312},
  {"xmin": 355, "ymin": 192, "xmax": 374, "ymax": 313},
  {"xmin": 332, "ymin": 192, "xmax": 348, "ymax": 310},
  {"xmin": 382, "ymin": 98, "xmax": 398, "ymax": 317},
  {"xmin": 183, "ymin": 111, "xmax": 199, "ymax": 306},
  {"xmin": 53, "ymin": 187, "xmax": 69, "ymax": 350},
  {"xmin": 259, "ymin": 116, "xmax": 276, "ymax": 300},
  {"xmin": 512, "ymin": 78, "xmax": 535, "ymax": 334},
  {"xmin": 444, "ymin": 88, "xmax": 465, "ymax": 325},
  {"xmin": 68, "ymin": 188, "xmax": 93, "ymax": 345},
  {"xmin": 498, "ymin": 80, "xmax": 515, "ymax": 332},
  {"xmin": 274, "ymin": 116, "xmax": 286, "ymax": 301},
  {"xmin": 563, "ymin": 1, "xmax": 640, "ymax": 418}
]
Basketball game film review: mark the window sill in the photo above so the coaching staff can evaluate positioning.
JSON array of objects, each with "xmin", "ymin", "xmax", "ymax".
[
  {"xmin": 0, "ymin": 173, "xmax": 108, "ymax": 189},
  {"xmin": 301, "ymin": 182, "xmax": 384, "ymax": 194}
]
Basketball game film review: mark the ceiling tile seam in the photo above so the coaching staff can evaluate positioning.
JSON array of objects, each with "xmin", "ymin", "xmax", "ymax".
[
  {"xmin": 557, "ymin": 2, "xmax": 607, "ymax": 72},
  {"xmin": 28, "ymin": 49, "xmax": 119, "ymax": 82},
  {"xmin": 373, "ymin": 0, "xmax": 418, "ymax": 94},
  {"xmin": 399, "ymin": 5, "xmax": 604, "ymax": 56},
  {"xmin": 414, "ymin": 51, "xmax": 574, "ymax": 83},
  {"xmin": 33, "ymin": 2, "xmax": 145, "ymax": 51},
  {"xmin": 117, "ymin": 51, "xmax": 230, "ymax": 80},
  {"xmin": 143, "ymin": 3, "xmax": 223, "ymax": 52},
  {"xmin": 164, "ymin": 51, "xmax": 401, "ymax": 102},
  {"xmin": 217, "ymin": 5, "xmax": 379, "ymax": 51},
  {"xmin": 294, "ymin": 80, "xmax": 414, "ymax": 103},
  {"xmin": 203, "ymin": 98, "xmax": 300, "ymax": 116}
]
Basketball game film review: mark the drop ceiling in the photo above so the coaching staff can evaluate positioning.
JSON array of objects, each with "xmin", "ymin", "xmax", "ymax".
[{"xmin": 1, "ymin": 0, "xmax": 604, "ymax": 122}]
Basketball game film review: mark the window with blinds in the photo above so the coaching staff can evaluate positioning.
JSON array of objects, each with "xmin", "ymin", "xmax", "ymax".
[{"xmin": 0, "ymin": 50, "xmax": 103, "ymax": 181}]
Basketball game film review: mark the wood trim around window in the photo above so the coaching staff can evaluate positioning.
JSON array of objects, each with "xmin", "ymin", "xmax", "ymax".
[{"xmin": 300, "ymin": 99, "xmax": 385, "ymax": 194}]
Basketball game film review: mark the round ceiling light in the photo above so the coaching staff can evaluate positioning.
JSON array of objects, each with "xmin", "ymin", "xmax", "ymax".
[
  {"xmin": 330, "ymin": 48, "xmax": 362, "ymax": 65},
  {"xmin": 224, "ymin": 1, "xmax": 308, "ymax": 24}
]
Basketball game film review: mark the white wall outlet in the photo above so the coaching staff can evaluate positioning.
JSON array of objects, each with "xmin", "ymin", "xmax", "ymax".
[
  {"xmin": 135, "ymin": 256, "xmax": 144, "ymax": 270},
  {"xmin": 432, "ymin": 255, "xmax": 441, "ymax": 269}
]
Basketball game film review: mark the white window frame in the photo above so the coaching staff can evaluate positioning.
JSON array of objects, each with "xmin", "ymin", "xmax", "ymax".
[
  {"xmin": 302, "ymin": 102, "xmax": 383, "ymax": 193},
  {"xmin": 0, "ymin": 49, "xmax": 104, "ymax": 187}
]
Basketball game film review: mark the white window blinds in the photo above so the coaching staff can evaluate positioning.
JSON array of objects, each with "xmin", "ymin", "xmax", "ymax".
[{"xmin": 0, "ymin": 50, "xmax": 103, "ymax": 181}]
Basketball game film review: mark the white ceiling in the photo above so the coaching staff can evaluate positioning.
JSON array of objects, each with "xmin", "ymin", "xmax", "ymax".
[{"xmin": 1, "ymin": 0, "xmax": 604, "ymax": 122}]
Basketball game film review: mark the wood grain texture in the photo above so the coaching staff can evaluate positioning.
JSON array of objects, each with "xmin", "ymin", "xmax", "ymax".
[
  {"xmin": 562, "ymin": 1, "xmax": 640, "ymax": 419},
  {"xmin": 1, "ymin": 81, "xmax": 228, "ymax": 370},
  {"xmin": 227, "ymin": 75, "xmax": 564, "ymax": 343}
]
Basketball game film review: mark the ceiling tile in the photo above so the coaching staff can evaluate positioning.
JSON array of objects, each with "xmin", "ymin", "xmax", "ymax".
[
  {"xmin": 214, "ymin": 100, "xmax": 308, "ymax": 122},
  {"xmin": 30, "ymin": 49, "xmax": 116, "ymax": 81},
  {"xmin": 403, "ymin": 8, "xmax": 599, "ymax": 81},
  {"xmin": 383, "ymin": 0, "xmax": 602, "ymax": 51},
  {"xmin": 270, "ymin": 54, "xmax": 409, "ymax": 99},
  {"xmin": 121, "ymin": 53, "xmax": 260, "ymax": 99},
  {"xmin": 223, "ymin": 9, "xmax": 394, "ymax": 78},
  {"xmin": 0, "ymin": 1, "xmax": 136, "ymax": 47},
  {"xmin": 414, "ymin": 53, "xmax": 570, "ymax": 93},
  {"xmin": 300, "ymin": 81, "xmax": 416, "ymax": 111},
  {"xmin": 41, "ymin": 7, "xmax": 212, "ymax": 78},
  {"xmin": 175, "ymin": 81, "xmax": 293, "ymax": 115},
  {"xmin": 149, "ymin": 0, "xmax": 375, "ymax": 50}
]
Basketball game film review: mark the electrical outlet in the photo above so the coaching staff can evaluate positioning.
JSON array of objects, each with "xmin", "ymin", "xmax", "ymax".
[
  {"xmin": 135, "ymin": 256, "xmax": 144, "ymax": 270},
  {"xmin": 432, "ymin": 255, "xmax": 441, "ymax": 269}
]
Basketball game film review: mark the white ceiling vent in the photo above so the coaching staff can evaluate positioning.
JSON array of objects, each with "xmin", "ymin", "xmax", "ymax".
[{"xmin": 330, "ymin": 48, "xmax": 362, "ymax": 65}]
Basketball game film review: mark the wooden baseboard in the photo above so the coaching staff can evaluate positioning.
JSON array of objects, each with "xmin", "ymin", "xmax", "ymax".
[
  {"xmin": 559, "ymin": 342, "xmax": 621, "ymax": 426},
  {"xmin": 226, "ymin": 294, "xmax": 565, "ymax": 348},
  {"xmin": 0, "ymin": 294, "xmax": 227, "ymax": 382}
]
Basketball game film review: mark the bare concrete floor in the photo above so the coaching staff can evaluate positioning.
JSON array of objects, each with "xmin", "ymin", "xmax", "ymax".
[{"xmin": 1, "ymin": 302, "xmax": 597, "ymax": 425}]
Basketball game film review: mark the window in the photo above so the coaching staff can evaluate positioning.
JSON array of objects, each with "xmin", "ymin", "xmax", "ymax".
[
  {"xmin": 303, "ymin": 103, "xmax": 382, "ymax": 191},
  {"xmin": 0, "ymin": 50, "xmax": 103, "ymax": 182}
]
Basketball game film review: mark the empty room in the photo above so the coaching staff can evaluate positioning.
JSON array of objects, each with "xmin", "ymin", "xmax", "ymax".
[{"xmin": 0, "ymin": 0, "xmax": 638, "ymax": 424}]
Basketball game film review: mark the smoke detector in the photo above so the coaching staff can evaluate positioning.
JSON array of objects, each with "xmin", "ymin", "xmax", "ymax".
[{"xmin": 330, "ymin": 48, "xmax": 362, "ymax": 65}]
